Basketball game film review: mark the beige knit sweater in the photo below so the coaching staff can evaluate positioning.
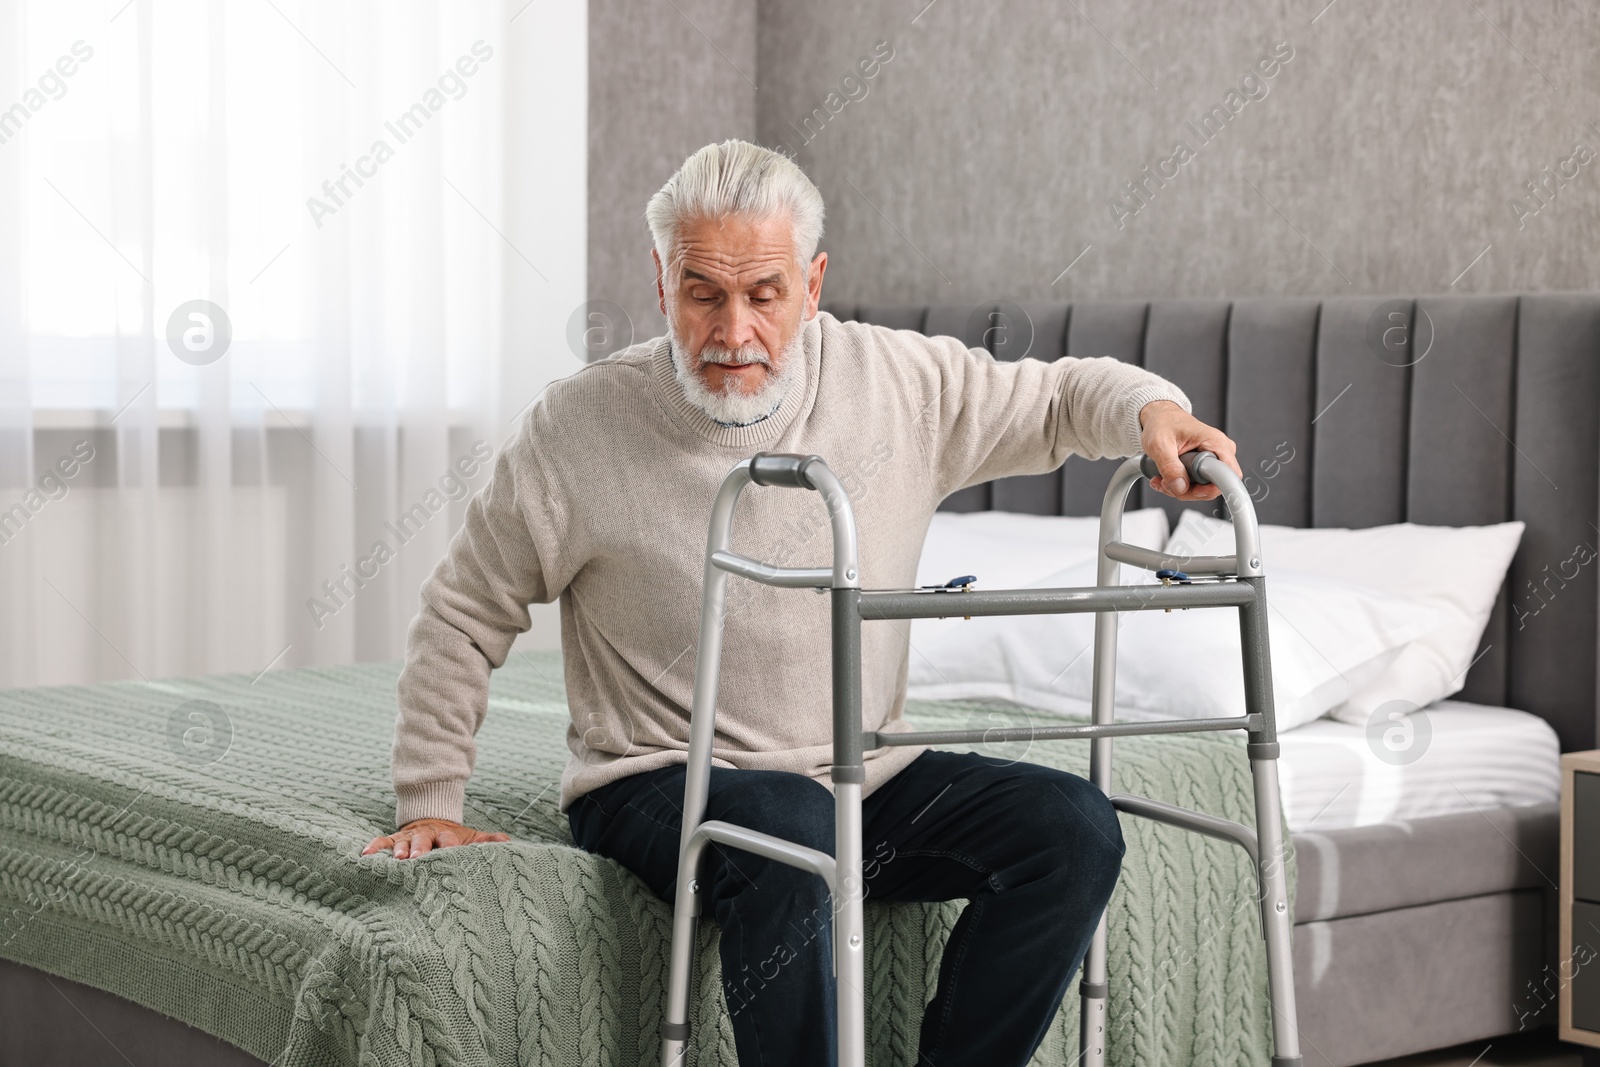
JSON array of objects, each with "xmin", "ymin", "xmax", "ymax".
[{"xmin": 390, "ymin": 310, "xmax": 1191, "ymax": 826}]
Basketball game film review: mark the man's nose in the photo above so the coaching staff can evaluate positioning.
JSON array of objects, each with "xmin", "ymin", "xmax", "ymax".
[{"xmin": 712, "ymin": 300, "xmax": 759, "ymax": 350}]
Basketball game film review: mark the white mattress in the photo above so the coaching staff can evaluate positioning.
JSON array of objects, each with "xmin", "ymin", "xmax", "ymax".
[
  {"xmin": 911, "ymin": 691, "xmax": 1560, "ymax": 833},
  {"xmin": 1276, "ymin": 701, "xmax": 1559, "ymax": 832}
]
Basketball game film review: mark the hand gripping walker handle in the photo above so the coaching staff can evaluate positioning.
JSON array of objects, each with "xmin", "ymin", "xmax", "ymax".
[
  {"xmin": 749, "ymin": 452, "xmax": 826, "ymax": 489},
  {"xmin": 1139, "ymin": 449, "xmax": 1217, "ymax": 487}
]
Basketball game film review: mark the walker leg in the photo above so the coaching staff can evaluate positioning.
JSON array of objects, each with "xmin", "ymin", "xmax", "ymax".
[
  {"xmin": 661, "ymin": 481, "xmax": 745, "ymax": 1066},
  {"xmin": 660, "ymin": 856, "xmax": 701, "ymax": 1067},
  {"xmin": 1079, "ymin": 729, "xmax": 1114, "ymax": 1067},
  {"xmin": 1238, "ymin": 573, "xmax": 1304, "ymax": 1067},
  {"xmin": 835, "ymin": 781, "xmax": 866, "ymax": 1067},
  {"xmin": 832, "ymin": 585, "xmax": 868, "ymax": 1067},
  {"xmin": 1251, "ymin": 755, "xmax": 1304, "ymax": 1067},
  {"xmin": 1081, "ymin": 583, "xmax": 1117, "ymax": 1067},
  {"xmin": 1079, "ymin": 913, "xmax": 1110, "ymax": 1067}
]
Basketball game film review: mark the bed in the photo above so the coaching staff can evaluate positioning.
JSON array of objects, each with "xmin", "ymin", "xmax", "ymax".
[
  {"xmin": 3, "ymin": 291, "xmax": 1596, "ymax": 1066},
  {"xmin": 0, "ymin": 652, "xmax": 1282, "ymax": 1067}
]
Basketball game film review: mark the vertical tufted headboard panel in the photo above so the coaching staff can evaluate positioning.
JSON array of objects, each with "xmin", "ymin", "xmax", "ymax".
[{"xmin": 823, "ymin": 295, "xmax": 1600, "ymax": 752}]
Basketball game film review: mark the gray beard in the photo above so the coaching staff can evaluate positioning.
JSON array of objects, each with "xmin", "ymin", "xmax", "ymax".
[{"xmin": 667, "ymin": 323, "xmax": 803, "ymax": 427}]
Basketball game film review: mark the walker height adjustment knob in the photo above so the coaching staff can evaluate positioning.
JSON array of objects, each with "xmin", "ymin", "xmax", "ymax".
[{"xmin": 1157, "ymin": 568, "xmax": 1190, "ymax": 612}]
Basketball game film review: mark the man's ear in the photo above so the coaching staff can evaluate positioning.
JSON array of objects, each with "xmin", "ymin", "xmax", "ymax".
[
  {"xmin": 653, "ymin": 249, "xmax": 667, "ymax": 318},
  {"xmin": 804, "ymin": 251, "xmax": 827, "ymax": 319}
]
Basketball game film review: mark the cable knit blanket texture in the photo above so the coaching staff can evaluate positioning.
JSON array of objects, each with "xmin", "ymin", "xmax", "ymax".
[{"xmin": 0, "ymin": 650, "xmax": 1290, "ymax": 1066}]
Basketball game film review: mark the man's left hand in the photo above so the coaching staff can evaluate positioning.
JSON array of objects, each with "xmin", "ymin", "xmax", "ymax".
[{"xmin": 1138, "ymin": 400, "xmax": 1242, "ymax": 501}]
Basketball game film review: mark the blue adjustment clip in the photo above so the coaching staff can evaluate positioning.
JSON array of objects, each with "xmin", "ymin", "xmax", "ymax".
[{"xmin": 918, "ymin": 575, "xmax": 976, "ymax": 591}]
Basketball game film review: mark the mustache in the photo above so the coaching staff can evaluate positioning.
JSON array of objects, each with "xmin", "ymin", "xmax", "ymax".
[{"xmin": 697, "ymin": 342, "xmax": 772, "ymax": 367}]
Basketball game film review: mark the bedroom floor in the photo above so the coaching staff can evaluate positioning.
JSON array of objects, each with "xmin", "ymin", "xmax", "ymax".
[{"xmin": 1367, "ymin": 1031, "xmax": 1588, "ymax": 1065}]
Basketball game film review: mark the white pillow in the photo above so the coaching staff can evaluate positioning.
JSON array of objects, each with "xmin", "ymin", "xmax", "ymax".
[
  {"xmin": 905, "ymin": 559, "xmax": 1441, "ymax": 731},
  {"xmin": 1164, "ymin": 509, "xmax": 1525, "ymax": 725},
  {"xmin": 911, "ymin": 508, "xmax": 1169, "ymax": 644}
]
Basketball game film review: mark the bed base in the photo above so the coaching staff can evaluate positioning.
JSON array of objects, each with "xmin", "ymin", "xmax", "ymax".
[{"xmin": 7, "ymin": 805, "xmax": 1558, "ymax": 1065}]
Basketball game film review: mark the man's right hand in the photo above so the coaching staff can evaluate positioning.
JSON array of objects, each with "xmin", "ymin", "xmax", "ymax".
[{"xmin": 362, "ymin": 818, "xmax": 511, "ymax": 859}]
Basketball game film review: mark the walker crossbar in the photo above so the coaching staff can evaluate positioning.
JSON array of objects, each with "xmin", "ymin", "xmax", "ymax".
[
  {"xmin": 867, "ymin": 713, "xmax": 1261, "ymax": 746},
  {"xmin": 1102, "ymin": 540, "xmax": 1240, "ymax": 576},
  {"xmin": 1109, "ymin": 793, "xmax": 1260, "ymax": 866},
  {"xmin": 856, "ymin": 579, "xmax": 1255, "ymax": 618},
  {"xmin": 683, "ymin": 820, "xmax": 839, "ymax": 895},
  {"xmin": 660, "ymin": 448, "xmax": 1303, "ymax": 1067},
  {"xmin": 710, "ymin": 549, "xmax": 834, "ymax": 587}
]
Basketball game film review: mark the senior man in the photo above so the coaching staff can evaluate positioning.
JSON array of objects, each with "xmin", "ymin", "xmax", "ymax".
[{"xmin": 366, "ymin": 139, "xmax": 1240, "ymax": 1066}]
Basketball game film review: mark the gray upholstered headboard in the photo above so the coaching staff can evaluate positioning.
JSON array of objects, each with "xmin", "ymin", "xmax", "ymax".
[{"xmin": 823, "ymin": 295, "xmax": 1600, "ymax": 753}]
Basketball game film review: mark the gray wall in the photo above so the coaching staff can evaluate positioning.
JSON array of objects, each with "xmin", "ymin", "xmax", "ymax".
[
  {"xmin": 591, "ymin": 0, "xmax": 1600, "ymax": 317},
  {"xmin": 587, "ymin": 0, "xmax": 756, "ymax": 351},
  {"xmin": 758, "ymin": 0, "xmax": 1600, "ymax": 304}
]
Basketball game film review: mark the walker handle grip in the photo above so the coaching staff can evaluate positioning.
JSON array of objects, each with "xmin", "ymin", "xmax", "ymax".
[
  {"xmin": 749, "ymin": 452, "xmax": 825, "ymax": 490},
  {"xmin": 1140, "ymin": 449, "xmax": 1216, "ymax": 487}
]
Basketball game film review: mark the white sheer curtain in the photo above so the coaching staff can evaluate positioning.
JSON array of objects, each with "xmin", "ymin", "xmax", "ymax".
[{"xmin": 0, "ymin": 0, "xmax": 585, "ymax": 687}]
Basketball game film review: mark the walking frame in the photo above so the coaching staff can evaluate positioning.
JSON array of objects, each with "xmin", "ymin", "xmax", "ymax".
[{"xmin": 660, "ymin": 449, "xmax": 1302, "ymax": 1067}]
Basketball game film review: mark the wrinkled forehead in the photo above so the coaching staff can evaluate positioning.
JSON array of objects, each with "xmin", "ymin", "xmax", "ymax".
[{"xmin": 667, "ymin": 213, "xmax": 800, "ymax": 289}]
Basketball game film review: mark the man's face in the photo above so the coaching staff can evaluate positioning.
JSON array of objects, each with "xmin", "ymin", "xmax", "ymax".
[{"xmin": 654, "ymin": 213, "xmax": 827, "ymax": 403}]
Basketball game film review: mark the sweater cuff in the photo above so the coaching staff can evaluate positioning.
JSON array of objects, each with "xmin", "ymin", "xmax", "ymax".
[
  {"xmin": 1122, "ymin": 382, "xmax": 1193, "ymax": 456},
  {"xmin": 395, "ymin": 780, "xmax": 467, "ymax": 829}
]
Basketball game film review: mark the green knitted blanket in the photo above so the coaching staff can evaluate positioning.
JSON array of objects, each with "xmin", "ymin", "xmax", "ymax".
[{"xmin": 0, "ymin": 650, "xmax": 1289, "ymax": 1066}]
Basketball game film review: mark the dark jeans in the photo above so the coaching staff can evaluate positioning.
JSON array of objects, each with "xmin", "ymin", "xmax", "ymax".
[{"xmin": 567, "ymin": 748, "xmax": 1125, "ymax": 1066}]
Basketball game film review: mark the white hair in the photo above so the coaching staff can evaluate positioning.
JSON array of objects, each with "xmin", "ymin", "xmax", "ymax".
[{"xmin": 645, "ymin": 139, "xmax": 825, "ymax": 274}]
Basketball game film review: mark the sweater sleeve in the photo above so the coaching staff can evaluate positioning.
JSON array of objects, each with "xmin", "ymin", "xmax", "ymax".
[
  {"xmin": 904, "ymin": 332, "xmax": 1193, "ymax": 499},
  {"xmin": 390, "ymin": 410, "xmax": 569, "ymax": 828}
]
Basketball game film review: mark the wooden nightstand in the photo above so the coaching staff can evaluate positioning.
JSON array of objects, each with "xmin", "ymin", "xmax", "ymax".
[{"xmin": 1561, "ymin": 751, "xmax": 1600, "ymax": 1061}]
